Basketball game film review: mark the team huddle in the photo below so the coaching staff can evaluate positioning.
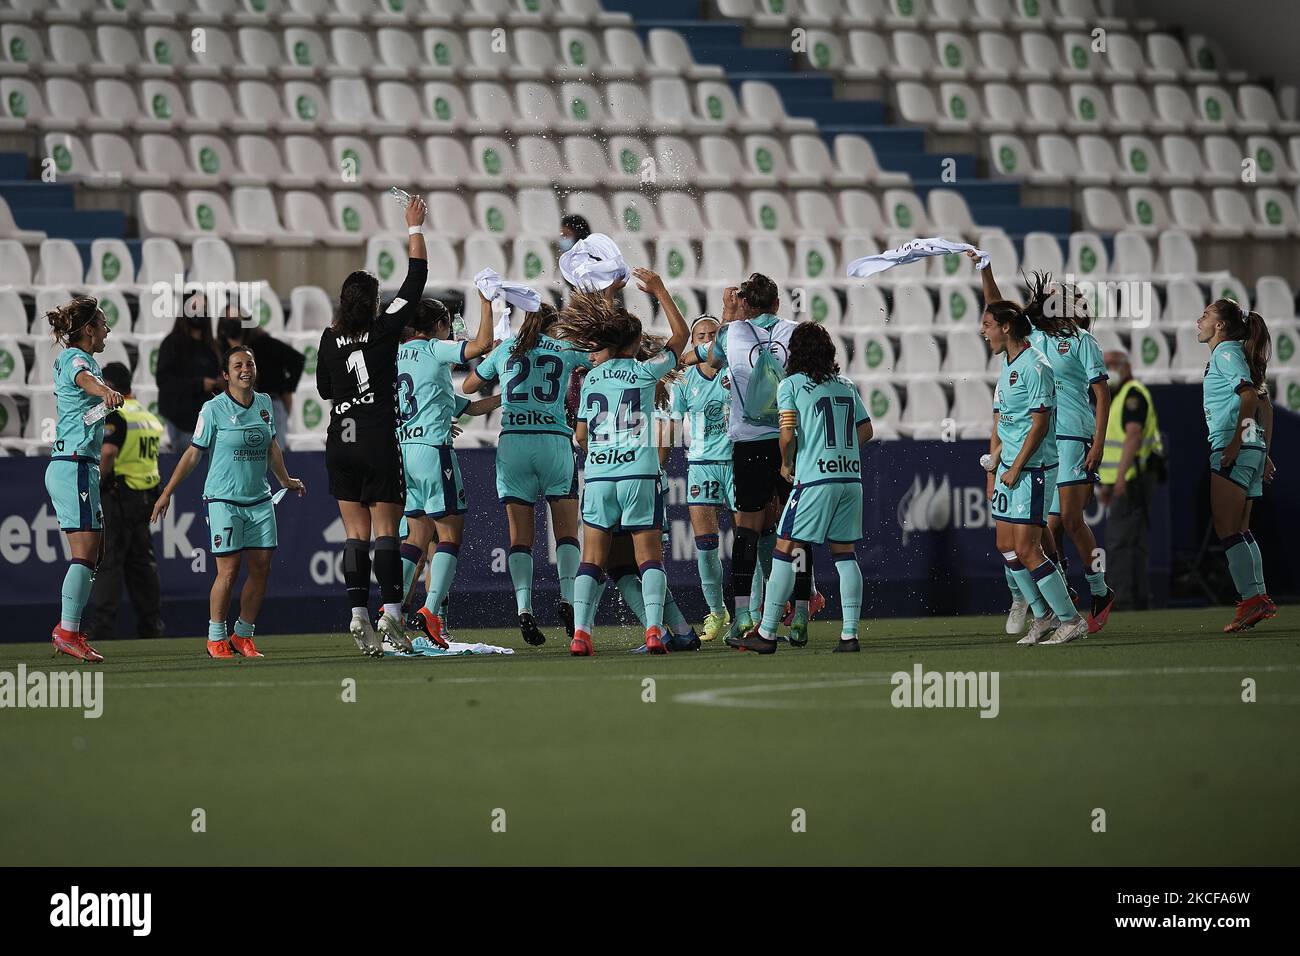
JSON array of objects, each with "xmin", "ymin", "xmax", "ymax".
[{"xmin": 37, "ymin": 191, "xmax": 1278, "ymax": 661}]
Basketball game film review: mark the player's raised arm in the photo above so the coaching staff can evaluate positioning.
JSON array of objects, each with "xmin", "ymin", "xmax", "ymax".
[
  {"xmin": 634, "ymin": 267, "xmax": 687, "ymax": 362},
  {"xmin": 968, "ymin": 249, "xmax": 1002, "ymax": 304},
  {"xmin": 462, "ymin": 289, "xmax": 496, "ymax": 362},
  {"xmin": 406, "ymin": 194, "xmax": 427, "ymax": 261}
]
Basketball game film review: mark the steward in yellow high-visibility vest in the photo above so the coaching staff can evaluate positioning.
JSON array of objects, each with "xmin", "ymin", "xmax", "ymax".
[
  {"xmin": 89, "ymin": 362, "xmax": 164, "ymax": 641},
  {"xmin": 1097, "ymin": 350, "xmax": 1163, "ymax": 612}
]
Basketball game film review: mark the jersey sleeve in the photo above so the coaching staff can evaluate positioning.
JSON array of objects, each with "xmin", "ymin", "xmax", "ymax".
[
  {"xmin": 191, "ymin": 401, "xmax": 215, "ymax": 451},
  {"xmin": 315, "ymin": 331, "xmax": 334, "ymax": 400},
  {"xmin": 668, "ymin": 380, "xmax": 687, "ymax": 420},
  {"xmin": 777, "ymin": 376, "xmax": 797, "ymax": 413},
  {"xmin": 1120, "ymin": 390, "xmax": 1148, "ymax": 428},
  {"xmin": 102, "ymin": 410, "xmax": 127, "ymax": 449},
  {"xmin": 1081, "ymin": 333, "xmax": 1107, "ymax": 384},
  {"xmin": 637, "ymin": 349, "xmax": 676, "ymax": 383},
  {"xmin": 430, "ymin": 338, "xmax": 467, "ymax": 366},
  {"xmin": 852, "ymin": 383, "xmax": 870, "ymax": 423},
  {"xmin": 376, "ymin": 257, "xmax": 429, "ymax": 337},
  {"xmin": 703, "ymin": 325, "xmax": 729, "ymax": 367},
  {"xmin": 475, "ymin": 343, "xmax": 502, "ymax": 381},
  {"xmin": 566, "ymin": 347, "xmax": 593, "ymax": 375},
  {"xmin": 452, "ymin": 393, "xmax": 471, "ymax": 418}
]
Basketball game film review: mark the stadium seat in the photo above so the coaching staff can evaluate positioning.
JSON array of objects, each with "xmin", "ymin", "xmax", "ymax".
[
  {"xmin": 288, "ymin": 286, "xmax": 334, "ymax": 332},
  {"xmin": 845, "ymin": 284, "xmax": 890, "ymax": 330},
  {"xmin": 0, "ymin": 334, "xmax": 29, "ymax": 390},
  {"xmin": 189, "ymin": 237, "xmax": 236, "ymax": 285},
  {"xmin": 850, "ymin": 331, "xmax": 895, "ymax": 377},
  {"xmin": 1022, "ymin": 231, "xmax": 1065, "ymax": 277},
  {"xmin": 86, "ymin": 239, "xmax": 135, "ymax": 287},
  {"xmin": 855, "ymin": 377, "xmax": 900, "ymax": 440},
  {"xmin": 1255, "ymin": 277, "xmax": 1296, "ymax": 320},
  {"xmin": 899, "ymin": 379, "xmax": 950, "ymax": 439}
]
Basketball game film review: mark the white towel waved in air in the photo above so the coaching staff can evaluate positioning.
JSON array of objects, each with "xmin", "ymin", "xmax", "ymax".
[
  {"xmin": 474, "ymin": 267, "xmax": 542, "ymax": 340},
  {"xmin": 846, "ymin": 237, "xmax": 989, "ymax": 279},
  {"xmin": 558, "ymin": 233, "xmax": 630, "ymax": 291}
]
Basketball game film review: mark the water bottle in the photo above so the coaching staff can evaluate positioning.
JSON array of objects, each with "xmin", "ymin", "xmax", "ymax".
[
  {"xmin": 82, "ymin": 403, "xmax": 110, "ymax": 427},
  {"xmin": 390, "ymin": 186, "xmax": 413, "ymax": 208},
  {"xmin": 451, "ymin": 313, "xmax": 467, "ymax": 340}
]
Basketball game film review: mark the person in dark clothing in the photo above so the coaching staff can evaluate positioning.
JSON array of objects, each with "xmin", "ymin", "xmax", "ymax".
[
  {"xmin": 156, "ymin": 291, "xmax": 220, "ymax": 450},
  {"xmin": 217, "ymin": 303, "xmax": 306, "ymax": 441},
  {"xmin": 88, "ymin": 362, "xmax": 165, "ymax": 641}
]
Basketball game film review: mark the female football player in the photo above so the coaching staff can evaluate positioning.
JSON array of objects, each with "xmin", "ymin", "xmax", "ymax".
[
  {"xmin": 152, "ymin": 346, "xmax": 305, "ymax": 658},
  {"xmin": 731, "ymin": 323, "xmax": 872, "ymax": 654},
  {"xmin": 975, "ymin": 254, "xmax": 1115, "ymax": 631},
  {"xmin": 554, "ymin": 268, "xmax": 688, "ymax": 656},
  {"xmin": 982, "ymin": 300, "xmax": 1089, "ymax": 645},
  {"xmin": 44, "ymin": 295, "xmax": 123, "ymax": 662},
  {"xmin": 461, "ymin": 301, "xmax": 590, "ymax": 647},
  {"xmin": 317, "ymin": 193, "xmax": 427, "ymax": 656},
  {"xmin": 393, "ymin": 292, "xmax": 496, "ymax": 651},
  {"xmin": 1197, "ymin": 298, "xmax": 1276, "ymax": 632},
  {"xmin": 668, "ymin": 314, "xmax": 734, "ymax": 639}
]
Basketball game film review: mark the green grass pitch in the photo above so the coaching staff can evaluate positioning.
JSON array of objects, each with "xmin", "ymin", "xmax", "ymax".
[{"xmin": 2, "ymin": 608, "xmax": 1297, "ymax": 866}]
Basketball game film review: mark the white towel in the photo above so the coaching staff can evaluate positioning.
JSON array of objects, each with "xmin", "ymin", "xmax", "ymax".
[
  {"xmin": 473, "ymin": 267, "xmax": 542, "ymax": 314},
  {"xmin": 382, "ymin": 639, "xmax": 515, "ymax": 657},
  {"xmin": 559, "ymin": 233, "xmax": 630, "ymax": 291},
  {"xmin": 846, "ymin": 236, "xmax": 989, "ymax": 279}
]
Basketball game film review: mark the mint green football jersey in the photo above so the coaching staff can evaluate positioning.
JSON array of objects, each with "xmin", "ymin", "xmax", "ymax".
[
  {"xmin": 777, "ymin": 373, "xmax": 869, "ymax": 485},
  {"xmin": 475, "ymin": 334, "xmax": 590, "ymax": 437},
  {"xmin": 994, "ymin": 345, "xmax": 1056, "ymax": 468},
  {"xmin": 396, "ymin": 336, "xmax": 465, "ymax": 446},
  {"xmin": 1029, "ymin": 327, "xmax": 1106, "ymax": 440},
  {"xmin": 1203, "ymin": 340, "xmax": 1264, "ymax": 450},
  {"xmin": 580, "ymin": 349, "xmax": 677, "ymax": 480},
  {"xmin": 52, "ymin": 347, "xmax": 105, "ymax": 460},
  {"xmin": 670, "ymin": 365, "xmax": 732, "ymax": 463},
  {"xmin": 192, "ymin": 390, "xmax": 276, "ymax": 504}
]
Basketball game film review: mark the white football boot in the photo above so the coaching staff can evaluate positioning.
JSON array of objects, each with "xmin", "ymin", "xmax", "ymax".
[
  {"xmin": 350, "ymin": 617, "xmax": 384, "ymax": 658},
  {"xmin": 377, "ymin": 610, "xmax": 414, "ymax": 654},
  {"xmin": 1005, "ymin": 599, "xmax": 1029, "ymax": 635},
  {"xmin": 1017, "ymin": 613, "xmax": 1060, "ymax": 645},
  {"xmin": 1041, "ymin": 615, "xmax": 1089, "ymax": 645}
]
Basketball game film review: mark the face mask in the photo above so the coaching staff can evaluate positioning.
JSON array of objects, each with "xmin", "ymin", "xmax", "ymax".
[
  {"xmin": 558, "ymin": 237, "xmax": 575, "ymax": 252},
  {"xmin": 1106, "ymin": 367, "xmax": 1121, "ymax": 388}
]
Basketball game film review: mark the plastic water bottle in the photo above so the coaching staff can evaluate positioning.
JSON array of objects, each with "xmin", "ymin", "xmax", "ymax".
[
  {"xmin": 82, "ymin": 403, "xmax": 110, "ymax": 427},
  {"xmin": 451, "ymin": 313, "xmax": 467, "ymax": 340},
  {"xmin": 979, "ymin": 453, "xmax": 993, "ymax": 472},
  {"xmin": 390, "ymin": 186, "xmax": 413, "ymax": 208}
]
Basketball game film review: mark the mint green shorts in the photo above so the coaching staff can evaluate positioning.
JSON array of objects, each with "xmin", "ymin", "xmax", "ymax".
[
  {"xmin": 582, "ymin": 476, "xmax": 662, "ymax": 532},
  {"xmin": 777, "ymin": 480, "xmax": 863, "ymax": 545},
  {"xmin": 686, "ymin": 461, "xmax": 735, "ymax": 510},
  {"xmin": 403, "ymin": 443, "xmax": 465, "ymax": 518},
  {"xmin": 496, "ymin": 432, "xmax": 578, "ymax": 504},
  {"xmin": 206, "ymin": 498, "xmax": 276, "ymax": 554},
  {"xmin": 1211, "ymin": 446, "xmax": 1265, "ymax": 499},
  {"xmin": 992, "ymin": 462, "xmax": 1056, "ymax": 527},
  {"xmin": 45, "ymin": 457, "xmax": 103, "ymax": 532}
]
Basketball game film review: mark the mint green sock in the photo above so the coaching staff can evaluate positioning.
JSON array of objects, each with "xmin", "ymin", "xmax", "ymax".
[
  {"xmin": 60, "ymin": 562, "xmax": 93, "ymax": 629},
  {"xmin": 640, "ymin": 563, "xmax": 667, "ymax": 631},
  {"xmin": 574, "ymin": 565, "xmax": 601, "ymax": 633},
  {"xmin": 836, "ymin": 556, "xmax": 863, "ymax": 636},
  {"xmin": 1224, "ymin": 539, "xmax": 1259, "ymax": 599},
  {"xmin": 759, "ymin": 554, "xmax": 796, "ymax": 636},
  {"xmin": 401, "ymin": 555, "xmax": 418, "ymax": 597},
  {"xmin": 1084, "ymin": 570, "xmax": 1107, "ymax": 597},
  {"xmin": 1245, "ymin": 535, "xmax": 1266, "ymax": 596},
  {"xmin": 507, "ymin": 548, "xmax": 534, "ymax": 614},
  {"xmin": 234, "ymin": 618, "xmax": 255, "ymax": 638},
  {"xmin": 423, "ymin": 547, "xmax": 459, "ymax": 613},
  {"xmin": 615, "ymin": 571, "xmax": 648, "ymax": 627},
  {"xmin": 1009, "ymin": 566, "xmax": 1049, "ymax": 619},
  {"xmin": 556, "ymin": 540, "xmax": 580, "ymax": 604},
  {"xmin": 207, "ymin": 620, "xmax": 227, "ymax": 642},
  {"xmin": 695, "ymin": 537, "xmax": 724, "ymax": 614},
  {"xmin": 1031, "ymin": 561, "xmax": 1080, "ymax": 621},
  {"xmin": 1004, "ymin": 565, "xmax": 1023, "ymax": 603}
]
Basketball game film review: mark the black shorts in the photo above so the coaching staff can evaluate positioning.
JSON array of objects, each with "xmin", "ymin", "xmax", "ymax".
[
  {"xmin": 326, "ymin": 424, "xmax": 406, "ymax": 505},
  {"xmin": 733, "ymin": 437, "xmax": 792, "ymax": 513}
]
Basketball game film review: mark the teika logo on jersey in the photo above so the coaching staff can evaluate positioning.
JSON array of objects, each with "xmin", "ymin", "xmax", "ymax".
[
  {"xmin": 813, "ymin": 454, "xmax": 861, "ymax": 476},
  {"xmin": 586, "ymin": 447, "xmax": 638, "ymax": 466},
  {"xmin": 49, "ymin": 886, "xmax": 151, "ymax": 935}
]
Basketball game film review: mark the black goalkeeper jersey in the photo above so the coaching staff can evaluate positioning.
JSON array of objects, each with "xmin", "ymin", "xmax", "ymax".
[{"xmin": 316, "ymin": 258, "xmax": 427, "ymax": 435}]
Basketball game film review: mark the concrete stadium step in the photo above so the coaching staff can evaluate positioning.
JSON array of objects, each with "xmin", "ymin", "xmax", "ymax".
[
  {"xmin": 0, "ymin": 151, "xmax": 28, "ymax": 180},
  {"xmin": 876, "ymin": 152, "xmax": 978, "ymax": 181},
  {"xmin": 605, "ymin": 0, "xmax": 710, "ymax": 22},
  {"xmin": 0, "ymin": 181, "xmax": 76, "ymax": 210},
  {"xmin": 725, "ymin": 73, "xmax": 837, "ymax": 101},
  {"xmin": 784, "ymin": 95, "xmax": 887, "ymax": 126},
  {"xmin": 819, "ymin": 125, "xmax": 927, "ymax": 154},
  {"xmin": 695, "ymin": 45, "xmax": 794, "ymax": 72},
  {"xmin": 13, "ymin": 207, "xmax": 128, "ymax": 241}
]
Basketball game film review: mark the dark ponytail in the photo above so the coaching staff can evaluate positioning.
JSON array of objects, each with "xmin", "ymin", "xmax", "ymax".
[
  {"xmin": 1022, "ymin": 270, "xmax": 1080, "ymax": 338},
  {"xmin": 986, "ymin": 299, "xmax": 1032, "ymax": 341},
  {"xmin": 46, "ymin": 294, "xmax": 100, "ymax": 348},
  {"xmin": 1212, "ymin": 298, "xmax": 1271, "ymax": 385},
  {"xmin": 511, "ymin": 302, "xmax": 558, "ymax": 361}
]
